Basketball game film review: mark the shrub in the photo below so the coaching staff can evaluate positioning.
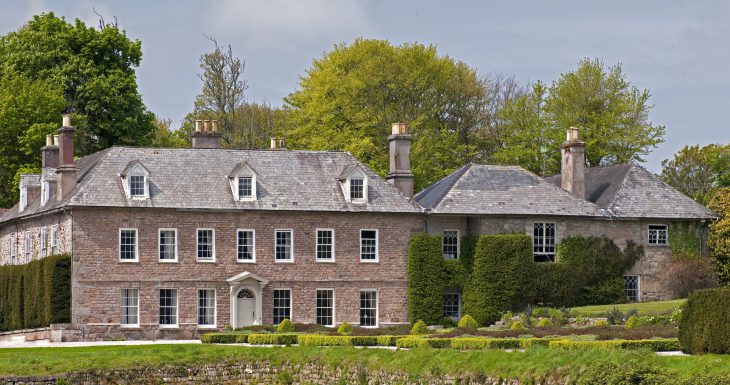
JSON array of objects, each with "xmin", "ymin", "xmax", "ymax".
[
  {"xmin": 576, "ymin": 362, "xmax": 672, "ymax": 385},
  {"xmin": 407, "ymin": 234, "xmax": 445, "ymax": 325},
  {"xmin": 536, "ymin": 318, "xmax": 553, "ymax": 328},
  {"xmin": 510, "ymin": 321, "xmax": 526, "ymax": 331},
  {"xmin": 679, "ymin": 286, "xmax": 730, "ymax": 354},
  {"xmin": 200, "ymin": 333, "xmax": 240, "ymax": 344},
  {"xmin": 337, "ymin": 322, "xmax": 353, "ymax": 335},
  {"xmin": 463, "ymin": 234, "xmax": 533, "ymax": 327},
  {"xmin": 351, "ymin": 336, "xmax": 379, "ymax": 346},
  {"xmin": 451, "ymin": 338, "xmax": 521, "ymax": 350},
  {"xmin": 593, "ymin": 320, "xmax": 609, "ymax": 327},
  {"xmin": 658, "ymin": 258, "xmax": 718, "ymax": 299},
  {"xmin": 606, "ymin": 307, "xmax": 624, "ymax": 325},
  {"xmin": 396, "ymin": 338, "xmax": 451, "ymax": 349},
  {"xmin": 459, "ymin": 235, "xmax": 479, "ymax": 274},
  {"xmin": 624, "ymin": 315, "xmax": 639, "ymax": 329},
  {"xmin": 457, "ymin": 314, "xmax": 478, "ymax": 329},
  {"xmin": 298, "ymin": 335, "xmax": 353, "ymax": 347},
  {"xmin": 440, "ymin": 317, "xmax": 456, "ymax": 328},
  {"xmin": 277, "ymin": 318, "xmax": 295, "ymax": 333},
  {"xmin": 376, "ymin": 335, "xmax": 404, "ymax": 346},
  {"xmin": 247, "ymin": 334, "xmax": 298, "ymax": 345},
  {"xmin": 410, "ymin": 320, "xmax": 428, "ymax": 335},
  {"xmin": 548, "ymin": 339, "xmax": 680, "ymax": 351}
]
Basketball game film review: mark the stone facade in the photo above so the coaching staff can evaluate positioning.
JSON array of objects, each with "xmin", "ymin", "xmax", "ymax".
[{"xmin": 0, "ymin": 212, "xmax": 72, "ymax": 265}]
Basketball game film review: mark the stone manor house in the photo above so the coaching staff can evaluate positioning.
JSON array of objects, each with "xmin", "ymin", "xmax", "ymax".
[{"xmin": 0, "ymin": 116, "xmax": 715, "ymax": 339}]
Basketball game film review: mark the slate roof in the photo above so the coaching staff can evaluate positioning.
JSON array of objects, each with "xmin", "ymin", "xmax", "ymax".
[
  {"xmin": 415, "ymin": 163, "xmax": 604, "ymax": 217},
  {"xmin": 0, "ymin": 147, "xmax": 420, "ymax": 223},
  {"xmin": 545, "ymin": 163, "xmax": 716, "ymax": 219}
]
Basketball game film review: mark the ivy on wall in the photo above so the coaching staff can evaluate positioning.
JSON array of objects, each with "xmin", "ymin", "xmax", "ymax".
[{"xmin": 668, "ymin": 222, "xmax": 702, "ymax": 260}]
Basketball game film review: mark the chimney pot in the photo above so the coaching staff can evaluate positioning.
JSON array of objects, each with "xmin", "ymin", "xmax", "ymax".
[
  {"xmin": 46, "ymin": 134, "xmax": 53, "ymax": 146},
  {"xmin": 53, "ymin": 135, "xmax": 59, "ymax": 146},
  {"xmin": 203, "ymin": 120, "xmax": 210, "ymax": 132},
  {"xmin": 195, "ymin": 120, "xmax": 202, "ymax": 132},
  {"xmin": 269, "ymin": 138, "xmax": 286, "ymax": 150},
  {"xmin": 62, "ymin": 114, "xmax": 71, "ymax": 127},
  {"xmin": 211, "ymin": 120, "xmax": 219, "ymax": 132},
  {"xmin": 392, "ymin": 122, "xmax": 409, "ymax": 135}
]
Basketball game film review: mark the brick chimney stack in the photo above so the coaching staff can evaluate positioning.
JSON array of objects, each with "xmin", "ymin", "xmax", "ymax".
[
  {"xmin": 42, "ymin": 134, "xmax": 60, "ymax": 169},
  {"xmin": 191, "ymin": 119, "xmax": 222, "ymax": 149},
  {"xmin": 386, "ymin": 122, "xmax": 414, "ymax": 198},
  {"xmin": 56, "ymin": 114, "xmax": 79, "ymax": 201},
  {"xmin": 561, "ymin": 127, "xmax": 586, "ymax": 199}
]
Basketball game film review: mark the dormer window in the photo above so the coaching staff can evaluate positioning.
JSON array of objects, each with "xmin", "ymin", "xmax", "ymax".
[
  {"xmin": 229, "ymin": 162, "xmax": 258, "ymax": 201},
  {"xmin": 120, "ymin": 160, "xmax": 151, "ymax": 200},
  {"xmin": 338, "ymin": 165, "xmax": 369, "ymax": 203}
]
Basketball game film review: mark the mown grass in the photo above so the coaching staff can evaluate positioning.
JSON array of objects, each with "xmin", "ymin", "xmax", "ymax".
[
  {"xmin": 0, "ymin": 344, "xmax": 728, "ymax": 381},
  {"xmin": 572, "ymin": 299, "xmax": 686, "ymax": 317}
]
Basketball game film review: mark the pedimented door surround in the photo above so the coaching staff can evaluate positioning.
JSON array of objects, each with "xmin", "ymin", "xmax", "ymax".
[{"xmin": 227, "ymin": 271, "xmax": 269, "ymax": 328}]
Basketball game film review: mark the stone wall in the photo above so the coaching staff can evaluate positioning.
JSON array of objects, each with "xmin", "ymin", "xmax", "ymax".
[
  {"xmin": 1, "ymin": 361, "xmax": 540, "ymax": 385},
  {"xmin": 0, "ymin": 212, "xmax": 72, "ymax": 266}
]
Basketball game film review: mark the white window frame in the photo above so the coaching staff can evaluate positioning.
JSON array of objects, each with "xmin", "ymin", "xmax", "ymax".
[
  {"xmin": 359, "ymin": 229, "xmax": 379, "ymax": 263},
  {"xmin": 315, "ymin": 288, "xmax": 335, "ymax": 327},
  {"xmin": 647, "ymin": 224, "xmax": 669, "ymax": 246},
  {"xmin": 624, "ymin": 275, "xmax": 641, "ymax": 302},
  {"xmin": 119, "ymin": 228, "xmax": 139, "ymax": 262},
  {"xmin": 10, "ymin": 233, "xmax": 17, "ymax": 262},
  {"xmin": 236, "ymin": 229, "xmax": 256, "ymax": 263},
  {"xmin": 359, "ymin": 289, "xmax": 378, "ymax": 328},
  {"xmin": 274, "ymin": 229, "xmax": 294, "ymax": 263},
  {"xmin": 315, "ymin": 228, "xmax": 335, "ymax": 262},
  {"xmin": 442, "ymin": 230, "xmax": 460, "ymax": 259},
  {"xmin": 443, "ymin": 290, "xmax": 462, "ymax": 320},
  {"xmin": 41, "ymin": 180, "xmax": 50, "ymax": 206},
  {"xmin": 236, "ymin": 175, "xmax": 256, "ymax": 201},
  {"xmin": 40, "ymin": 227, "xmax": 47, "ymax": 257},
  {"xmin": 121, "ymin": 288, "xmax": 140, "ymax": 327},
  {"xmin": 273, "ymin": 288, "xmax": 292, "ymax": 324},
  {"xmin": 533, "ymin": 222, "xmax": 556, "ymax": 262},
  {"xmin": 158, "ymin": 228, "xmax": 178, "ymax": 262},
  {"xmin": 197, "ymin": 288, "xmax": 217, "ymax": 328},
  {"xmin": 159, "ymin": 288, "xmax": 178, "ymax": 328},
  {"xmin": 24, "ymin": 231, "xmax": 32, "ymax": 262},
  {"xmin": 50, "ymin": 225, "xmax": 58, "ymax": 255},
  {"xmin": 196, "ymin": 228, "xmax": 216, "ymax": 262}
]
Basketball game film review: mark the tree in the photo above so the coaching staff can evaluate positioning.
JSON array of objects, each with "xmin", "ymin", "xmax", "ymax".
[
  {"xmin": 661, "ymin": 144, "xmax": 730, "ymax": 205},
  {"xmin": 495, "ymin": 58, "xmax": 665, "ymax": 175},
  {"xmin": 0, "ymin": 12, "xmax": 155, "ymax": 206},
  {"xmin": 148, "ymin": 117, "xmax": 189, "ymax": 148},
  {"xmin": 708, "ymin": 188, "xmax": 730, "ymax": 285},
  {"xmin": 284, "ymin": 39, "xmax": 501, "ymax": 191}
]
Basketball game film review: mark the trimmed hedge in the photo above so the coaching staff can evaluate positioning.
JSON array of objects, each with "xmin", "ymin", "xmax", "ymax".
[
  {"xmin": 451, "ymin": 337, "xmax": 550, "ymax": 350},
  {"xmin": 548, "ymin": 339, "xmax": 680, "ymax": 352},
  {"xmin": 407, "ymin": 234, "xmax": 444, "ymax": 325},
  {"xmin": 396, "ymin": 338, "xmax": 452, "ymax": 349},
  {"xmin": 679, "ymin": 286, "xmax": 730, "ymax": 354},
  {"xmin": 247, "ymin": 334, "xmax": 298, "ymax": 345},
  {"xmin": 200, "ymin": 333, "xmax": 246, "ymax": 344},
  {"xmin": 298, "ymin": 335, "xmax": 352, "ymax": 346},
  {"xmin": 0, "ymin": 254, "xmax": 71, "ymax": 331},
  {"xmin": 376, "ymin": 335, "xmax": 403, "ymax": 346}
]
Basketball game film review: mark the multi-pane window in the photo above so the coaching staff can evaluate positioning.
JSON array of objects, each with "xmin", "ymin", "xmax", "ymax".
[
  {"xmin": 129, "ymin": 175, "xmax": 145, "ymax": 197},
  {"xmin": 624, "ymin": 276, "xmax": 640, "ymax": 302},
  {"xmin": 40, "ymin": 227, "xmax": 47, "ymax": 257},
  {"xmin": 159, "ymin": 229, "xmax": 177, "ymax": 261},
  {"xmin": 119, "ymin": 229, "xmax": 138, "ymax": 261},
  {"xmin": 533, "ymin": 222, "xmax": 556, "ymax": 262},
  {"xmin": 443, "ymin": 292, "xmax": 461, "ymax": 319},
  {"xmin": 50, "ymin": 225, "xmax": 57, "ymax": 255},
  {"xmin": 360, "ymin": 230, "xmax": 378, "ymax": 261},
  {"xmin": 197, "ymin": 229, "xmax": 215, "ymax": 261},
  {"xmin": 159, "ymin": 289, "xmax": 178, "ymax": 326},
  {"xmin": 316, "ymin": 229, "xmax": 334, "ymax": 261},
  {"xmin": 238, "ymin": 176, "xmax": 253, "ymax": 199},
  {"xmin": 198, "ymin": 289, "xmax": 216, "ymax": 327},
  {"xmin": 443, "ymin": 230, "xmax": 459, "ymax": 259},
  {"xmin": 275, "ymin": 230, "xmax": 293, "ymax": 261},
  {"xmin": 273, "ymin": 289, "xmax": 291, "ymax": 324},
  {"xmin": 24, "ymin": 231, "xmax": 31, "ymax": 261},
  {"xmin": 648, "ymin": 225, "xmax": 668, "ymax": 246},
  {"xmin": 350, "ymin": 178, "xmax": 364, "ymax": 200},
  {"xmin": 360, "ymin": 290, "xmax": 377, "ymax": 327},
  {"xmin": 10, "ymin": 233, "xmax": 17, "ymax": 262},
  {"xmin": 237, "ymin": 230, "xmax": 255, "ymax": 262},
  {"xmin": 121, "ymin": 288, "xmax": 139, "ymax": 326},
  {"xmin": 316, "ymin": 289, "xmax": 334, "ymax": 326}
]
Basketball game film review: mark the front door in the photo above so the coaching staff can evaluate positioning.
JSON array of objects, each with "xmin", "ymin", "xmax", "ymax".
[{"xmin": 236, "ymin": 288, "xmax": 256, "ymax": 328}]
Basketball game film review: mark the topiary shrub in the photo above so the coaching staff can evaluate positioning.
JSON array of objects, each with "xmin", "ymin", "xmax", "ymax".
[
  {"xmin": 277, "ymin": 318, "xmax": 295, "ymax": 333},
  {"xmin": 337, "ymin": 322, "xmax": 353, "ymax": 335},
  {"xmin": 536, "ymin": 318, "xmax": 553, "ymax": 328},
  {"xmin": 457, "ymin": 314, "xmax": 478, "ymax": 329},
  {"xmin": 593, "ymin": 320, "xmax": 609, "ymax": 327},
  {"xmin": 463, "ymin": 234, "xmax": 533, "ymax": 327},
  {"xmin": 624, "ymin": 315, "xmax": 639, "ymax": 329},
  {"xmin": 410, "ymin": 320, "xmax": 429, "ymax": 335},
  {"xmin": 679, "ymin": 286, "xmax": 730, "ymax": 354},
  {"xmin": 510, "ymin": 321, "xmax": 526, "ymax": 331}
]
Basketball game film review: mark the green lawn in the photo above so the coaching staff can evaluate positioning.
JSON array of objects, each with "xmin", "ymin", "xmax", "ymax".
[
  {"xmin": 571, "ymin": 299, "xmax": 686, "ymax": 317},
  {"xmin": 0, "ymin": 344, "xmax": 728, "ymax": 381}
]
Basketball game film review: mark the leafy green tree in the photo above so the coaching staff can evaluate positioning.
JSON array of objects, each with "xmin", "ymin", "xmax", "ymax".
[
  {"xmin": 284, "ymin": 38, "xmax": 495, "ymax": 191},
  {"xmin": 661, "ymin": 144, "xmax": 730, "ymax": 205},
  {"xmin": 496, "ymin": 58, "xmax": 665, "ymax": 175},
  {"xmin": 708, "ymin": 188, "xmax": 730, "ymax": 285},
  {"xmin": 148, "ymin": 117, "xmax": 189, "ymax": 148},
  {"xmin": 0, "ymin": 13, "xmax": 155, "ymax": 206}
]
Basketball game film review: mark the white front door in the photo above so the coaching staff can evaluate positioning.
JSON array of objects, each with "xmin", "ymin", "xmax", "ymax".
[{"xmin": 236, "ymin": 289, "xmax": 256, "ymax": 328}]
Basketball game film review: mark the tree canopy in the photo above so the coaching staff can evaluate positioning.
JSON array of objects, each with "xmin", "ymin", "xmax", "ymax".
[
  {"xmin": 708, "ymin": 188, "xmax": 730, "ymax": 286},
  {"xmin": 0, "ymin": 12, "xmax": 155, "ymax": 206},
  {"xmin": 661, "ymin": 143, "xmax": 730, "ymax": 205},
  {"xmin": 495, "ymin": 58, "xmax": 666, "ymax": 176}
]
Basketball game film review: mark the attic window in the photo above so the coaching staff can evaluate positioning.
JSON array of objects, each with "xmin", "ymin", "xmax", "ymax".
[
  {"xmin": 339, "ymin": 165, "xmax": 369, "ymax": 203},
  {"xmin": 121, "ymin": 161, "xmax": 150, "ymax": 200},
  {"xmin": 350, "ymin": 178, "xmax": 364, "ymax": 200},
  {"xmin": 238, "ymin": 177, "xmax": 253, "ymax": 199},
  {"xmin": 130, "ymin": 175, "xmax": 145, "ymax": 197},
  {"xmin": 229, "ymin": 162, "xmax": 258, "ymax": 201}
]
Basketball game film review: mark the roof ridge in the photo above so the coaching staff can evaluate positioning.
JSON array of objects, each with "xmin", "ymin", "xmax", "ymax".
[{"xmin": 107, "ymin": 145, "xmax": 349, "ymax": 154}]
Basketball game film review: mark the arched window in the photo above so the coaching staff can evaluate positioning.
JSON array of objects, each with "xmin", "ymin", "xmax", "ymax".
[{"xmin": 237, "ymin": 289, "xmax": 254, "ymax": 299}]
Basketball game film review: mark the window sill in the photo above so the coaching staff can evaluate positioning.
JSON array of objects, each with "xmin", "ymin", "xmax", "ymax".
[
  {"xmin": 159, "ymin": 325, "xmax": 180, "ymax": 329},
  {"xmin": 119, "ymin": 260, "xmax": 139, "ymax": 263},
  {"xmin": 275, "ymin": 260, "xmax": 294, "ymax": 264},
  {"xmin": 237, "ymin": 260, "xmax": 256, "ymax": 264},
  {"xmin": 647, "ymin": 244, "xmax": 669, "ymax": 247},
  {"xmin": 360, "ymin": 260, "xmax": 379, "ymax": 264},
  {"xmin": 158, "ymin": 260, "xmax": 178, "ymax": 263},
  {"xmin": 316, "ymin": 259, "xmax": 336, "ymax": 263},
  {"xmin": 197, "ymin": 325, "xmax": 217, "ymax": 329},
  {"xmin": 120, "ymin": 325, "xmax": 141, "ymax": 329},
  {"xmin": 197, "ymin": 259, "xmax": 216, "ymax": 263}
]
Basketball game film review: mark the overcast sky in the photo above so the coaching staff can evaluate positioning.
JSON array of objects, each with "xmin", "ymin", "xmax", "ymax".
[{"xmin": 2, "ymin": 0, "xmax": 729, "ymax": 171}]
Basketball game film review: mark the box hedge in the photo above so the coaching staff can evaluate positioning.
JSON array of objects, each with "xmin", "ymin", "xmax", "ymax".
[
  {"xmin": 548, "ymin": 339, "xmax": 680, "ymax": 352},
  {"xmin": 376, "ymin": 335, "xmax": 403, "ymax": 346},
  {"xmin": 297, "ymin": 335, "xmax": 353, "ymax": 346},
  {"xmin": 0, "ymin": 254, "xmax": 71, "ymax": 331},
  {"xmin": 396, "ymin": 338, "xmax": 452, "ymax": 349},
  {"xmin": 247, "ymin": 334, "xmax": 298, "ymax": 345},
  {"xmin": 679, "ymin": 286, "xmax": 730, "ymax": 354},
  {"xmin": 200, "ymin": 333, "xmax": 242, "ymax": 344}
]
